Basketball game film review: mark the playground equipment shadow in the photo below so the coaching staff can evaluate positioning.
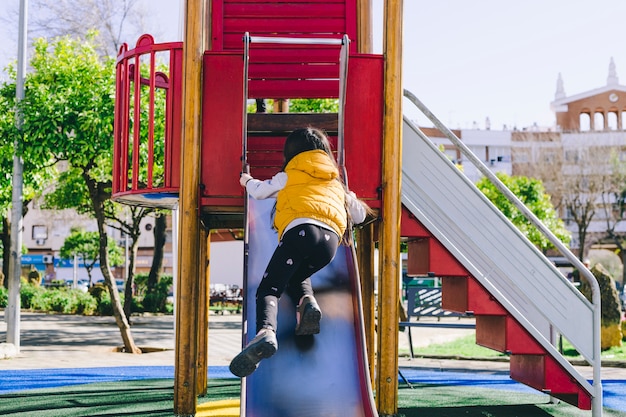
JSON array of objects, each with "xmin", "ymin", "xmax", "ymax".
[{"xmin": 1, "ymin": 311, "xmax": 625, "ymax": 416}]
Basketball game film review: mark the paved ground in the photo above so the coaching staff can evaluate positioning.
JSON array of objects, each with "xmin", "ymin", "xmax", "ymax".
[{"xmin": 0, "ymin": 310, "xmax": 623, "ymax": 382}]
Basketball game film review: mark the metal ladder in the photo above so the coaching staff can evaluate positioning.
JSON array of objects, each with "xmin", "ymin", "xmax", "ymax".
[{"xmin": 240, "ymin": 33, "xmax": 351, "ymax": 185}]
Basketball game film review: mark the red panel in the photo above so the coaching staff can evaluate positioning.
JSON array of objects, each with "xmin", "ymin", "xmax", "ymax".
[
  {"xmin": 225, "ymin": 18, "xmax": 346, "ymax": 34},
  {"xmin": 213, "ymin": 0, "xmax": 359, "ymax": 54},
  {"xmin": 224, "ymin": 3, "xmax": 346, "ymax": 18},
  {"xmin": 544, "ymin": 356, "xmax": 592, "ymax": 410},
  {"xmin": 510, "ymin": 354, "xmax": 546, "ymax": 390},
  {"xmin": 224, "ymin": 36, "xmax": 346, "ymax": 51},
  {"xmin": 345, "ymin": 55, "xmax": 383, "ymax": 206},
  {"xmin": 441, "ymin": 276, "xmax": 507, "ymax": 315},
  {"xmin": 401, "ymin": 206, "xmax": 432, "ymax": 237},
  {"xmin": 406, "ymin": 239, "xmax": 429, "ymax": 276},
  {"xmin": 506, "ymin": 316, "xmax": 545, "ymax": 354},
  {"xmin": 201, "ymin": 52, "xmax": 245, "ymax": 206},
  {"xmin": 210, "ymin": 0, "xmax": 225, "ymax": 50},
  {"xmin": 245, "ymin": 47, "xmax": 341, "ymax": 61},
  {"xmin": 429, "ymin": 239, "xmax": 468, "ymax": 276},
  {"xmin": 475, "ymin": 315, "xmax": 507, "ymax": 352},
  {"xmin": 249, "ymin": 63, "xmax": 339, "ymax": 79},
  {"xmin": 248, "ymin": 79, "xmax": 339, "ymax": 99},
  {"xmin": 464, "ymin": 278, "xmax": 507, "ymax": 315},
  {"xmin": 441, "ymin": 276, "xmax": 469, "ymax": 312},
  {"xmin": 510, "ymin": 354, "xmax": 591, "ymax": 409}
]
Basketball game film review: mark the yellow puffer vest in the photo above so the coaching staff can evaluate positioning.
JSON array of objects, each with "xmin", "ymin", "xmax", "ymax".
[{"xmin": 274, "ymin": 150, "xmax": 347, "ymax": 240}]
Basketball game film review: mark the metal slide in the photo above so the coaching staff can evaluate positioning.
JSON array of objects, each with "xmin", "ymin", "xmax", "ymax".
[
  {"xmin": 401, "ymin": 116, "xmax": 595, "ymax": 397},
  {"xmin": 240, "ymin": 197, "xmax": 378, "ymax": 417}
]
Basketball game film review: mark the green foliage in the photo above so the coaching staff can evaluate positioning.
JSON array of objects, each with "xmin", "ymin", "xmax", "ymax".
[
  {"xmin": 247, "ymin": 99, "xmax": 339, "ymax": 114},
  {"xmin": 60, "ymin": 227, "xmax": 124, "ymax": 269},
  {"xmin": 0, "ymin": 285, "xmax": 7, "ymax": 307},
  {"xmin": 19, "ymin": 280, "xmax": 97, "ymax": 315},
  {"xmin": 289, "ymin": 98, "xmax": 339, "ymax": 113},
  {"xmin": 17, "ymin": 34, "xmax": 116, "ymax": 169},
  {"xmin": 20, "ymin": 280, "xmax": 45, "ymax": 309},
  {"xmin": 135, "ymin": 273, "xmax": 173, "ymax": 313},
  {"xmin": 476, "ymin": 172, "xmax": 571, "ymax": 252}
]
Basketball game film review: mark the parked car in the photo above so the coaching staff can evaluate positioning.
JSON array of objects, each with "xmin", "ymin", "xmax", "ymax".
[{"xmin": 65, "ymin": 279, "xmax": 89, "ymax": 292}]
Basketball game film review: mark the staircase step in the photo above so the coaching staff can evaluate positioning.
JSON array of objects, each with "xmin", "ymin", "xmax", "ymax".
[
  {"xmin": 510, "ymin": 354, "xmax": 592, "ymax": 410},
  {"xmin": 441, "ymin": 276, "xmax": 506, "ymax": 315},
  {"xmin": 475, "ymin": 315, "xmax": 544, "ymax": 354},
  {"xmin": 406, "ymin": 237, "xmax": 468, "ymax": 277}
]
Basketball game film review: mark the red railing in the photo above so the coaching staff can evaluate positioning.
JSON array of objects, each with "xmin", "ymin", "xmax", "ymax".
[{"xmin": 112, "ymin": 34, "xmax": 183, "ymax": 209}]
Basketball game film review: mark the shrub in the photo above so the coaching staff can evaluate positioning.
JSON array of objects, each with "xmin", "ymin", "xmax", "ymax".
[
  {"xmin": 0, "ymin": 286, "xmax": 7, "ymax": 308},
  {"xmin": 142, "ymin": 275, "xmax": 173, "ymax": 313},
  {"xmin": 21, "ymin": 281, "xmax": 46, "ymax": 309},
  {"xmin": 74, "ymin": 290, "xmax": 98, "ymax": 315}
]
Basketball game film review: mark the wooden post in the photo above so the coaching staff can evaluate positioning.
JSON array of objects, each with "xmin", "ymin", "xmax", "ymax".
[
  {"xmin": 376, "ymin": 0, "xmax": 403, "ymax": 414},
  {"xmin": 196, "ymin": 228, "xmax": 209, "ymax": 396},
  {"xmin": 174, "ymin": 0, "xmax": 207, "ymax": 415},
  {"xmin": 357, "ymin": 0, "xmax": 373, "ymax": 53},
  {"xmin": 357, "ymin": 224, "xmax": 377, "ymax": 387}
]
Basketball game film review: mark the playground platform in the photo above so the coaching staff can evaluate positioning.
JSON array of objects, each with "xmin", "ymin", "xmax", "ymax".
[{"xmin": 1, "ymin": 311, "xmax": 625, "ymax": 416}]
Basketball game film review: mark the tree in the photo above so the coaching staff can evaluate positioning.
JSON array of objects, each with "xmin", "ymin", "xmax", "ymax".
[
  {"xmin": 6, "ymin": 0, "xmax": 153, "ymax": 58},
  {"xmin": 60, "ymin": 228, "xmax": 124, "ymax": 286},
  {"xmin": 476, "ymin": 172, "xmax": 571, "ymax": 252},
  {"xmin": 0, "ymin": 61, "xmax": 55, "ymax": 287},
  {"xmin": 511, "ymin": 132, "xmax": 608, "ymax": 261},
  {"xmin": 2, "ymin": 0, "xmax": 171, "ymax": 299},
  {"xmin": 597, "ymin": 150, "xmax": 626, "ymax": 285},
  {"xmin": 14, "ymin": 34, "xmax": 141, "ymax": 353}
]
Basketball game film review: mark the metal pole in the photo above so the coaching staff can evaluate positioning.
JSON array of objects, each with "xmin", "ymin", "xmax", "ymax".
[{"xmin": 7, "ymin": 0, "xmax": 29, "ymax": 353}]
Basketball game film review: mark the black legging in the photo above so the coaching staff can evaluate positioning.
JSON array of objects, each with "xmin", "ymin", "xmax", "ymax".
[{"xmin": 255, "ymin": 223, "xmax": 340, "ymax": 332}]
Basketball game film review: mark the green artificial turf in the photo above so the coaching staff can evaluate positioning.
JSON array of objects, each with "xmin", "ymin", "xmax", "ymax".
[
  {"xmin": 405, "ymin": 333, "xmax": 626, "ymax": 363},
  {"xmin": 0, "ymin": 378, "xmax": 621, "ymax": 417},
  {"xmin": 396, "ymin": 384, "xmax": 625, "ymax": 417}
]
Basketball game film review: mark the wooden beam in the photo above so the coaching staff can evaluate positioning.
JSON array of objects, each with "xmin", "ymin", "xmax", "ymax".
[
  {"xmin": 356, "ymin": 223, "xmax": 376, "ymax": 387},
  {"xmin": 376, "ymin": 0, "xmax": 403, "ymax": 415},
  {"xmin": 174, "ymin": 0, "xmax": 207, "ymax": 415},
  {"xmin": 358, "ymin": 0, "xmax": 373, "ymax": 53},
  {"xmin": 196, "ymin": 227, "xmax": 209, "ymax": 396}
]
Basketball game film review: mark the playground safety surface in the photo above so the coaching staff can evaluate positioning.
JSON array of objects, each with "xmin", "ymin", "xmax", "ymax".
[{"xmin": 1, "ymin": 311, "xmax": 625, "ymax": 416}]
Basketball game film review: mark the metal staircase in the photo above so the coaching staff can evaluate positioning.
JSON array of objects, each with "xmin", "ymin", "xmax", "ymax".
[{"xmin": 401, "ymin": 90, "xmax": 602, "ymax": 414}]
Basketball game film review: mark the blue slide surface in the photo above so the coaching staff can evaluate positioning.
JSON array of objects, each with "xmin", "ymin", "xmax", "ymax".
[{"xmin": 241, "ymin": 197, "xmax": 378, "ymax": 417}]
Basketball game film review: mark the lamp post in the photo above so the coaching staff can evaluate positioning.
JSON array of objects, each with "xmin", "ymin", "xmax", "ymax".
[{"xmin": 7, "ymin": 0, "xmax": 28, "ymax": 353}]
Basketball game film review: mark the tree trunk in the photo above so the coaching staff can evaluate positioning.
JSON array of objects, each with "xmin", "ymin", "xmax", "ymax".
[
  {"xmin": 1, "ymin": 217, "xmax": 9, "ymax": 289},
  {"xmin": 85, "ymin": 174, "xmax": 141, "ymax": 354},
  {"xmin": 147, "ymin": 212, "xmax": 166, "ymax": 290},
  {"xmin": 123, "ymin": 238, "xmax": 139, "ymax": 319}
]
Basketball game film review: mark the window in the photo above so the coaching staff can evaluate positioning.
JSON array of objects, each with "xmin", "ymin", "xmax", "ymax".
[{"xmin": 32, "ymin": 225, "xmax": 48, "ymax": 240}]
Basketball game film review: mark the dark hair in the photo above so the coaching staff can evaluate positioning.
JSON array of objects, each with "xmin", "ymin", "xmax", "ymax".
[{"xmin": 281, "ymin": 127, "xmax": 335, "ymax": 170}]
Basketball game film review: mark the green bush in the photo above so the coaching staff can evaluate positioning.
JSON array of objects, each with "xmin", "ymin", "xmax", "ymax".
[
  {"xmin": 19, "ymin": 282, "xmax": 99, "ymax": 315},
  {"xmin": 139, "ymin": 274, "xmax": 173, "ymax": 314},
  {"xmin": 21, "ymin": 281, "xmax": 46, "ymax": 309},
  {"xmin": 0, "ymin": 286, "xmax": 7, "ymax": 308}
]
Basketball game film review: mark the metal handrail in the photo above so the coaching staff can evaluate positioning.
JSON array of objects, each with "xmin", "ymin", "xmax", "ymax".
[{"xmin": 403, "ymin": 88, "xmax": 603, "ymax": 416}]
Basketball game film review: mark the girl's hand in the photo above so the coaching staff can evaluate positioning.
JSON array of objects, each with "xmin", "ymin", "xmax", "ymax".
[{"xmin": 240, "ymin": 173, "xmax": 253, "ymax": 187}]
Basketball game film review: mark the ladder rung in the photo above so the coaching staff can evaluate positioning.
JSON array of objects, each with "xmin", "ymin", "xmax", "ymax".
[{"xmin": 248, "ymin": 36, "xmax": 344, "ymax": 46}]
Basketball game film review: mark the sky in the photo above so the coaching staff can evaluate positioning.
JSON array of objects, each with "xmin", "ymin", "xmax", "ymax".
[{"xmin": 2, "ymin": 1, "xmax": 626, "ymax": 131}]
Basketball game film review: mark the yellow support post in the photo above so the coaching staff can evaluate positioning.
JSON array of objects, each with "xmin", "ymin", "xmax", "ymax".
[
  {"xmin": 196, "ymin": 228, "xmax": 209, "ymax": 396},
  {"xmin": 376, "ymin": 0, "xmax": 403, "ymax": 415},
  {"xmin": 357, "ymin": 0, "xmax": 373, "ymax": 53},
  {"xmin": 357, "ymin": 224, "xmax": 377, "ymax": 387},
  {"xmin": 175, "ymin": 0, "xmax": 207, "ymax": 415}
]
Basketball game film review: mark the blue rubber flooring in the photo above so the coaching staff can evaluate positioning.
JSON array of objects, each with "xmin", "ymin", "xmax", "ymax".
[{"xmin": 0, "ymin": 366, "xmax": 624, "ymax": 413}]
